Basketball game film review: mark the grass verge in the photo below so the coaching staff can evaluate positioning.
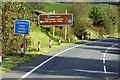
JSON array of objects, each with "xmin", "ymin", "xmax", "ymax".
[{"xmin": 1, "ymin": 42, "xmax": 74, "ymax": 74}]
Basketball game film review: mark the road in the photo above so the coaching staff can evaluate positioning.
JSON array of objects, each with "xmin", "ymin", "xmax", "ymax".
[{"xmin": 2, "ymin": 38, "xmax": 120, "ymax": 80}]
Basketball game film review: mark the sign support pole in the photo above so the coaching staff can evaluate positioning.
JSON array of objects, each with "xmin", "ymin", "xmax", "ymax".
[
  {"xmin": 16, "ymin": 34, "xmax": 18, "ymax": 55},
  {"xmin": 65, "ymin": 26, "xmax": 67, "ymax": 41},
  {"xmin": 24, "ymin": 34, "xmax": 26, "ymax": 55},
  {"xmin": 53, "ymin": 26, "xmax": 54, "ymax": 37},
  {"xmin": 53, "ymin": 10, "xmax": 55, "ymax": 37},
  {"xmin": 65, "ymin": 10, "xmax": 67, "ymax": 41}
]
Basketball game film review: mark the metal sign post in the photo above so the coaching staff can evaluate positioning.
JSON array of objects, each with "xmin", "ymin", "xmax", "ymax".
[
  {"xmin": 65, "ymin": 26, "xmax": 67, "ymax": 40},
  {"xmin": 16, "ymin": 34, "xmax": 19, "ymax": 55},
  {"xmin": 53, "ymin": 26, "xmax": 54, "ymax": 37},
  {"xmin": 53, "ymin": 10, "xmax": 55, "ymax": 37},
  {"xmin": 24, "ymin": 34, "xmax": 26, "ymax": 55},
  {"xmin": 65, "ymin": 10, "xmax": 67, "ymax": 41}
]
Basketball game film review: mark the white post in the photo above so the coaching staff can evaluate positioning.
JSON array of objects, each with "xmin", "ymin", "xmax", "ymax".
[
  {"xmin": 68, "ymin": 37, "xmax": 70, "ymax": 43},
  {"xmin": 59, "ymin": 37, "xmax": 61, "ymax": 45},
  {"xmin": 75, "ymin": 35, "xmax": 77, "ymax": 41},
  {"xmin": 65, "ymin": 10, "xmax": 67, "ymax": 41},
  {"xmin": 38, "ymin": 41, "xmax": 40, "ymax": 51},
  {"xmin": 49, "ymin": 39, "xmax": 51, "ymax": 48},
  {"xmin": 21, "ymin": 44, "xmax": 24, "ymax": 57},
  {"xmin": 53, "ymin": 10, "xmax": 55, "ymax": 37},
  {"xmin": 82, "ymin": 35, "xmax": 84, "ymax": 40},
  {"xmin": 103, "ymin": 34, "xmax": 104, "ymax": 38}
]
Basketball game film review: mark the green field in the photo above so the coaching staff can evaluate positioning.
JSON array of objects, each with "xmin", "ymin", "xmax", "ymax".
[{"xmin": 40, "ymin": 2, "xmax": 72, "ymax": 13}]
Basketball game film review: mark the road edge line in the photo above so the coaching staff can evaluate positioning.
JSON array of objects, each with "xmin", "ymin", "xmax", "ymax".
[{"xmin": 20, "ymin": 45, "xmax": 81, "ymax": 79}]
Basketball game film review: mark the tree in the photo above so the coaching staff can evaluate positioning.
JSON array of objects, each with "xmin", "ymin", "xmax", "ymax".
[
  {"xmin": 72, "ymin": 2, "xmax": 91, "ymax": 39},
  {"xmin": 89, "ymin": 6, "xmax": 105, "ymax": 27},
  {"xmin": 103, "ymin": 15, "xmax": 114, "ymax": 33},
  {"xmin": 89, "ymin": 5, "xmax": 115, "ymax": 34}
]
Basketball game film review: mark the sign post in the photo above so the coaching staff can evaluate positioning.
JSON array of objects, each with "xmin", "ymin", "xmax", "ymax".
[
  {"xmin": 53, "ymin": 10, "xmax": 55, "ymax": 37},
  {"xmin": 14, "ymin": 20, "xmax": 29, "ymax": 56},
  {"xmin": 16, "ymin": 34, "xmax": 19, "ymax": 55},
  {"xmin": 24, "ymin": 35, "xmax": 26, "ymax": 54},
  {"xmin": 65, "ymin": 10, "xmax": 67, "ymax": 41}
]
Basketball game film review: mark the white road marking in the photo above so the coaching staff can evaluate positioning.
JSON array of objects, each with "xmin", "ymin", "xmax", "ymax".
[
  {"xmin": 103, "ymin": 53, "xmax": 106, "ymax": 58},
  {"xmin": 20, "ymin": 45, "xmax": 82, "ymax": 79},
  {"xmin": 108, "ymin": 47, "xmax": 111, "ymax": 49},
  {"xmin": 105, "ymin": 50, "xmax": 108, "ymax": 53},
  {"xmin": 104, "ymin": 65, "xmax": 107, "ymax": 73},
  {"xmin": 103, "ymin": 43, "xmax": 118, "ymax": 79},
  {"xmin": 103, "ymin": 58, "xmax": 105, "ymax": 64}
]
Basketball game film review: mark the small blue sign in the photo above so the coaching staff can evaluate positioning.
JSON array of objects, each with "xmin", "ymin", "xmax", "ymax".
[
  {"xmin": 14, "ymin": 20, "xmax": 29, "ymax": 34},
  {"xmin": 68, "ymin": 19, "xmax": 72, "ymax": 23},
  {"xmin": 47, "ymin": 15, "xmax": 50, "ymax": 18}
]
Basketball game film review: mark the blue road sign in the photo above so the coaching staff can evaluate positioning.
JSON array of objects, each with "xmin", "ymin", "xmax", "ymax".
[{"xmin": 14, "ymin": 20, "xmax": 29, "ymax": 34}]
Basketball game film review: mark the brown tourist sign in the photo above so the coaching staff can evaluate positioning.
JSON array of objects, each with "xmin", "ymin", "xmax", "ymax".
[{"xmin": 39, "ymin": 14, "xmax": 73, "ymax": 26}]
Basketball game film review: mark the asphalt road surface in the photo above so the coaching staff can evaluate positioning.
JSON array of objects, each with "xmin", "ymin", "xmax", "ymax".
[{"xmin": 2, "ymin": 38, "xmax": 120, "ymax": 80}]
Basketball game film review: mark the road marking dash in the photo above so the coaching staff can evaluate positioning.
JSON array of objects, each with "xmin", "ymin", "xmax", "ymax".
[
  {"xmin": 104, "ymin": 65, "xmax": 107, "ymax": 73},
  {"xmin": 103, "ymin": 53, "xmax": 106, "ymax": 58},
  {"xmin": 103, "ymin": 58, "xmax": 105, "ymax": 64}
]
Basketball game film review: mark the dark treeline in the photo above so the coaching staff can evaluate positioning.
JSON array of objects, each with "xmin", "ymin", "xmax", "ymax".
[{"xmin": 93, "ymin": 2, "xmax": 120, "ymax": 6}]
